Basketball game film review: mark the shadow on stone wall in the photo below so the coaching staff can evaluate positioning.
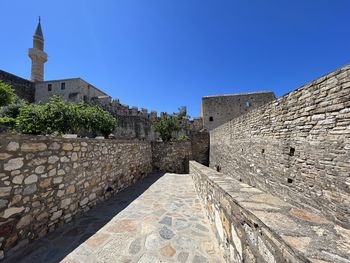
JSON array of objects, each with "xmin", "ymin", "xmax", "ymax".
[{"xmin": 5, "ymin": 172, "xmax": 165, "ymax": 263}]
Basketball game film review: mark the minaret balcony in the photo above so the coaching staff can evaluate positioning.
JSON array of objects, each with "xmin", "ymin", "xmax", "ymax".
[{"xmin": 28, "ymin": 48, "xmax": 48, "ymax": 63}]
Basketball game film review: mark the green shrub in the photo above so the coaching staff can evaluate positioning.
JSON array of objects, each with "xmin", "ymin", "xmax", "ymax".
[
  {"xmin": 0, "ymin": 98, "xmax": 28, "ymax": 118},
  {"xmin": 0, "ymin": 81, "xmax": 16, "ymax": 107},
  {"xmin": 17, "ymin": 96, "xmax": 117, "ymax": 136},
  {"xmin": 177, "ymin": 134, "xmax": 189, "ymax": 141},
  {"xmin": 153, "ymin": 116, "xmax": 180, "ymax": 142},
  {"xmin": 0, "ymin": 116, "xmax": 16, "ymax": 128},
  {"xmin": 17, "ymin": 103, "xmax": 46, "ymax": 134}
]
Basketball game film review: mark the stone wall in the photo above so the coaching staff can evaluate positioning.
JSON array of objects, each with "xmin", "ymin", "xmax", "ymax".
[
  {"xmin": 0, "ymin": 135, "xmax": 152, "ymax": 258},
  {"xmin": 201, "ymin": 91, "xmax": 276, "ymax": 130},
  {"xmin": 0, "ymin": 70, "xmax": 35, "ymax": 103},
  {"xmin": 151, "ymin": 141, "xmax": 192, "ymax": 174},
  {"xmin": 190, "ymin": 161, "xmax": 350, "ymax": 263},
  {"xmin": 114, "ymin": 115, "xmax": 155, "ymax": 140},
  {"xmin": 210, "ymin": 64, "xmax": 350, "ymax": 228},
  {"xmin": 190, "ymin": 131, "xmax": 210, "ymax": 166}
]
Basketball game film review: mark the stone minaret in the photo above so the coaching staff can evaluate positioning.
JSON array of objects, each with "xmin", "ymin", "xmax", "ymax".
[{"xmin": 28, "ymin": 17, "xmax": 47, "ymax": 82}]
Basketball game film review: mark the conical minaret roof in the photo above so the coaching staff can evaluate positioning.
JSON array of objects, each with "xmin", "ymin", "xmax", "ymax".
[{"xmin": 34, "ymin": 16, "xmax": 43, "ymax": 38}]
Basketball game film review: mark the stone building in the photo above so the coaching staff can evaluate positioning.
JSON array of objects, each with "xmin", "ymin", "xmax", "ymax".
[
  {"xmin": 201, "ymin": 91, "xmax": 276, "ymax": 130},
  {"xmin": 35, "ymin": 78, "xmax": 109, "ymax": 103}
]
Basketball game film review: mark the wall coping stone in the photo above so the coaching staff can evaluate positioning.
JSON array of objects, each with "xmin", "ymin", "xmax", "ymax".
[
  {"xmin": 190, "ymin": 161, "xmax": 350, "ymax": 263},
  {"xmin": 0, "ymin": 133, "xmax": 144, "ymax": 144}
]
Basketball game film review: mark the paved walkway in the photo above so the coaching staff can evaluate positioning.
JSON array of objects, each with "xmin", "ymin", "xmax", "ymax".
[{"xmin": 6, "ymin": 173, "xmax": 223, "ymax": 263}]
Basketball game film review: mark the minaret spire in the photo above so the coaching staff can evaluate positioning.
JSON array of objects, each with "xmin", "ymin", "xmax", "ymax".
[{"xmin": 28, "ymin": 17, "xmax": 47, "ymax": 81}]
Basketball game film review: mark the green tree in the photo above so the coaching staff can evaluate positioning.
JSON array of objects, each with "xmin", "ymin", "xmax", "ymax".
[
  {"xmin": 17, "ymin": 96, "xmax": 117, "ymax": 136},
  {"xmin": 153, "ymin": 116, "xmax": 180, "ymax": 142},
  {"xmin": 0, "ymin": 81, "xmax": 16, "ymax": 107}
]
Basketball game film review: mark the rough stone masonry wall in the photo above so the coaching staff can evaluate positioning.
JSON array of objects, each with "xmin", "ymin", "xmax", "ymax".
[
  {"xmin": 190, "ymin": 131, "xmax": 210, "ymax": 166},
  {"xmin": 210, "ymin": 64, "xmax": 350, "ymax": 228},
  {"xmin": 152, "ymin": 141, "xmax": 192, "ymax": 174},
  {"xmin": 0, "ymin": 135, "xmax": 152, "ymax": 259},
  {"xmin": 0, "ymin": 70, "xmax": 35, "ymax": 103}
]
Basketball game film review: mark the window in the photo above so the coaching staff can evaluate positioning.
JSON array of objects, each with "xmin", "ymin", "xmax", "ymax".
[
  {"xmin": 245, "ymin": 101, "xmax": 252, "ymax": 107},
  {"xmin": 61, "ymin": 82, "xmax": 65, "ymax": 90},
  {"xmin": 209, "ymin": 116, "xmax": 214, "ymax": 122},
  {"xmin": 47, "ymin": 84, "xmax": 52, "ymax": 91}
]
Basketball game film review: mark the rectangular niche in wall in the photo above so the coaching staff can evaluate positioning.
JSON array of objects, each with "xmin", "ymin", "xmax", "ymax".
[{"xmin": 289, "ymin": 147, "xmax": 295, "ymax": 156}]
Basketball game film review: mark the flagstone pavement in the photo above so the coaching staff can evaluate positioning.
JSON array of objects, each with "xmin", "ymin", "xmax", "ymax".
[{"xmin": 5, "ymin": 173, "xmax": 224, "ymax": 263}]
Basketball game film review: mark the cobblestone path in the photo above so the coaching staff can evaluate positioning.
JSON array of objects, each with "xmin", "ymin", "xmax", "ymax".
[{"xmin": 6, "ymin": 173, "xmax": 223, "ymax": 263}]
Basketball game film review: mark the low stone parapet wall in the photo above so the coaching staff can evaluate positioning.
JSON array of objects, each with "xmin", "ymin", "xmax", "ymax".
[
  {"xmin": 190, "ymin": 161, "xmax": 350, "ymax": 263},
  {"xmin": 0, "ymin": 135, "xmax": 152, "ymax": 259}
]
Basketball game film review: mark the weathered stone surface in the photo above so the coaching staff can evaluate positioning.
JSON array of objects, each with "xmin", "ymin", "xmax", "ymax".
[
  {"xmin": 0, "ymin": 153, "xmax": 12, "ymax": 160},
  {"xmin": 7, "ymin": 142, "xmax": 19, "ymax": 151},
  {"xmin": 85, "ymin": 233, "xmax": 110, "ymax": 248},
  {"xmin": 48, "ymin": 142, "xmax": 60, "ymax": 150},
  {"xmin": 4, "ymin": 158, "xmax": 24, "ymax": 171},
  {"xmin": 281, "ymin": 235, "xmax": 311, "ymax": 253},
  {"xmin": 177, "ymin": 251, "xmax": 189, "ymax": 262},
  {"xmin": 39, "ymin": 178, "xmax": 51, "ymax": 188},
  {"xmin": 71, "ymin": 152, "xmax": 78, "ymax": 161},
  {"xmin": 232, "ymin": 225, "xmax": 242, "ymax": 258},
  {"xmin": 34, "ymin": 165, "xmax": 45, "ymax": 174},
  {"xmin": 12, "ymin": 175, "xmax": 24, "ymax": 185},
  {"xmin": 66, "ymin": 185, "xmax": 75, "ymax": 194},
  {"xmin": 0, "ymin": 187, "xmax": 12, "ymax": 197},
  {"xmin": 290, "ymin": 208, "xmax": 328, "ymax": 224},
  {"xmin": 159, "ymin": 216, "xmax": 172, "ymax": 226},
  {"xmin": 108, "ymin": 219, "xmax": 137, "ymax": 233},
  {"xmin": 159, "ymin": 226, "xmax": 175, "ymax": 240},
  {"xmin": 24, "ymin": 174, "xmax": 38, "ymax": 185},
  {"xmin": 0, "ymin": 199, "xmax": 8, "ymax": 209},
  {"xmin": 2, "ymin": 207, "xmax": 25, "ymax": 218},
  {"xmin": 53, "ymin": 177, "xmax": 63, "ymax": 184},
  {"xmin": 159, "ymin": 244, "xmax": 176, "ymax": 257},
  {"xmin": 145, "ymin": 233, "xmax": 164, "ymax": 250},
  {"xmin": 48, "ymin": 155, "xmax": 59, "ymax": 164},
  {"xmin": 23, "ymin": 184, "xmax": 37, "ymax": 195},
  {"xmin": 61, "ymin": 198, "xmax": 71, "ymax": 208},
  {"xmin": 21, "ymin": 143, "xmax": 47, "ymax": 152},
  {"xmin": 62, "ymin": 143, "xmax": 73, "ymax": 151},
  {"xmin": 193, "ymin": 255, "xmax": 209, "ymax": 263},
  {"xmin": 129, "ymin": 237, "xmax": 142, "ymax": 255},
  {"xmin": 16, "ymin": 215, "xmax": 32, "ymax": 228},
  {"xmin": 51, "ymin": 210, "xmax": 62, "ymax": 221},
  {"xmin": 79, "ymin": 197, "xmax": 88, "ymax": 206}
]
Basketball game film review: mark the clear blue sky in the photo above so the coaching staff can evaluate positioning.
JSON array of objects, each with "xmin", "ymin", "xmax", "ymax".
[{"xmin": 1, "ymin": 0, "xmax": 349, "ymax": 117}]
